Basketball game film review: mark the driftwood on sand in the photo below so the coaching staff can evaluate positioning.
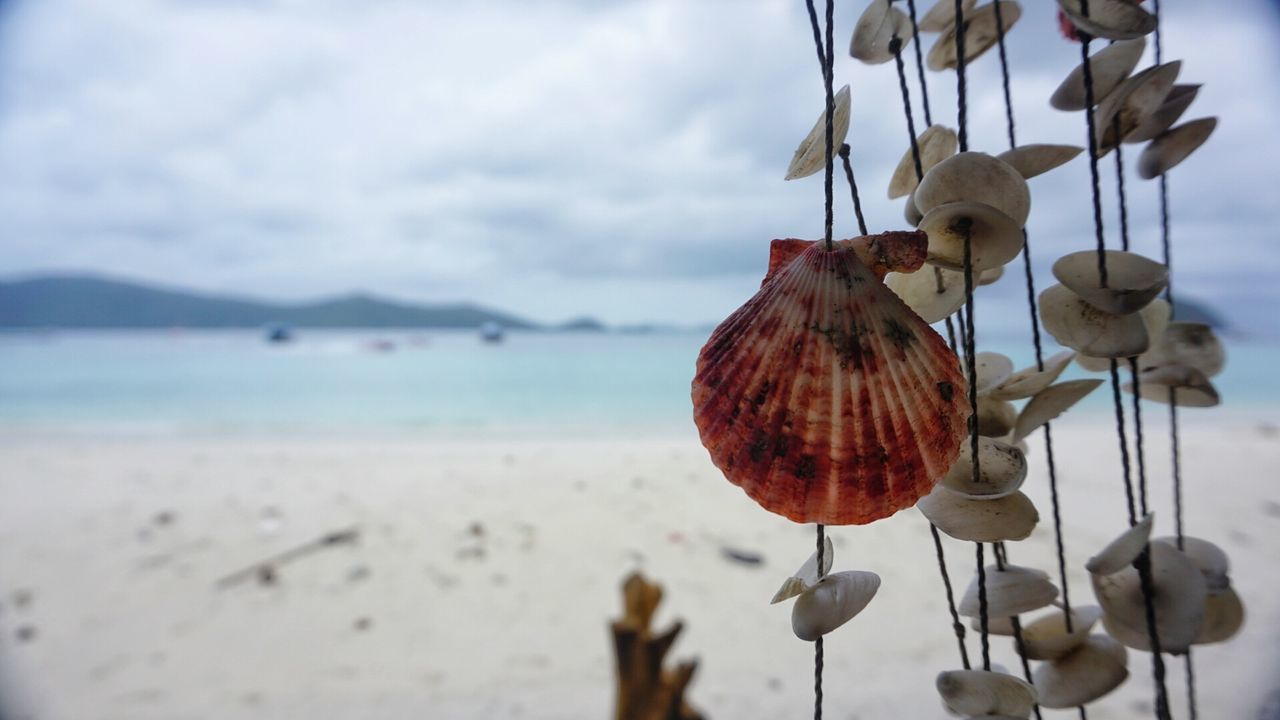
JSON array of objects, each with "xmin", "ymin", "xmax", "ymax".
[
  {"xmin": 611, "ymin": 572, "xmax": 703, "ymax": 720},
  {"xmin": 214, "ymin": 527, "xmax": 360, "ymax": 589}
]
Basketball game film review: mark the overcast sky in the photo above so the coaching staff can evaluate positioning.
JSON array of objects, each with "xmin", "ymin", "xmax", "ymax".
[{"xmin": 1, "ymin": 0, "xmax": 1277, "ymax": 331}]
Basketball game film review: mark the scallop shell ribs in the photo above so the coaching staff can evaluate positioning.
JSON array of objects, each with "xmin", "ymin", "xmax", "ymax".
[{"xmin": 692, "ymin": 234, "xmax": 970, "ymax": 525}]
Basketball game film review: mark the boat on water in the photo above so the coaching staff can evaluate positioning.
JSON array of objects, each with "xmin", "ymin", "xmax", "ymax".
[
  {"xmin": 479, "ymin": 322, "xmax": 504, "ymax": 344},
  {"xmin": 264, "ymin": 323, "xmax": 294, "ymax": 344}
]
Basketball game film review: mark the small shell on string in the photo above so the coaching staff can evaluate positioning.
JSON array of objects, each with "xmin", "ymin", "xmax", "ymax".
[
  {"xmin": 1049, "ymin": 37, "xmax": 1146, "ymax": 111},
  {"xmin": 1032, "ymin": 634, "xmax": 1129, "ymax": 709},
  {"xmin": 1151, "ymin": 536, "xmax": 1230, "ymax": 593},
  {"xmin": 1093, "ymin": 62, "xmax": 1182, "ymax": 155},
  {"xmin": 1052, "ymin": 250, "xmax": 1168, "ymax": 316},
  {"xmin": 1021, "ymin": 605, "xmax": 1103, "ymax": 660},
  {"xmin": 1138, "ymin": 117, "xmax": 1217, "ymax": 179},
  {"xmin": 1125, "ymin": 365, "xmax": 1220, "ymax": 408},
  {"xmin": 936, "ymin": 669, "xmax": 1038, "ymax": 718},
  {"xmin": 888, "ymin": 125, "xmax": 959, "ymax": 199},
  {"xmin": 1085, "ymin": 513, "xmax": 1154, "ymax": 576},
  {"xmin": 926, "ymin": 1, "xmax": 1023, "ymax": 72},
  {"xmin": 918, "ymin": 485, "xmax": 1039, "ymax": 542},
  {"xmin": 1012, "ymin": 378, "xmax": 1104, "ymax": 442},
  {"xmin": 785, "ymin": 85, "xmax": 853, "ymax": 181},
  {"xmin": 972, "ymin": 352, "xmax": 1014, "ymax": 395},
  {"xmin": 850, "ymin": 0, "xmax": 912, "ymax": 65},
  {"xmin": 1093, "ymin": 541, "xmax": 1208, "ymax": 654},
  {"xmin": 1077, "ymin": 297, "xmax": 1170, "ymax": 372},
  {"xmin": 979, "ymin": 266, "xmax": 1004, "ymax": 286},
  {"xmin": 970, "ymin": 613, "xmax": 1020, "ymax": 636},
  {"xmin": 939, "ymin": 436, "xmax": 1027, "ymax": 499},
  {"xmin": 915, "ymin": 151, "xmax": 1032, "ymax": 227},
  {"xmin": 886, "ymin": 266, "xmax": 967, "ymax": 323},
  {"xmin": 917, "ymin": 0, "xmax": 977, "ymax": 33},
  {"xmin": 978, "ymin": 396, "xmax": 1019, "ymax": 438},
  {"xmin": 996, "ymin": 144, "xmax": 1084, "ymax": 180},
  {"xmin": 918, "ymin": 201, "xmax": 1026, "ymax": 273},
  {"xmin": 1039, "ymin": 283, "xmax": 1150, "ymax": 358},
  {"xmin": 1193, "ymin": 587, "xmax": 1244, "ymax": 645},
  {"xmin": 791, "ymin": 570, "xmax": 882, "ymax": 641},
  {"xmin": 987, "ymin": 350, "xmax": 1075, "ymax": 401},
  {"xmin": 1057, "ymin": 0, "xmax": 1157, "ymax": 41},
  {"xmin": 771, "ymin": 535, "xmax": 836, "ymax": 604},
  {"xmin": 959, "ymin": 564, "xmax": 1058, "ymax": 618},
  {"xmin": 1125, "ymin": 84, "xmax": 1201, "ymax": 144},
  {"xmin": 1140, "ymin": 322, "xmax": 1225, "ymax": 378}
]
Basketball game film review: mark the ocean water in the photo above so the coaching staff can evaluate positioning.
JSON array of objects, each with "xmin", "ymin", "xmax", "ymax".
[{"xmin": 0, "ymin": 329, "xmax": 1274, "ymax": 438}]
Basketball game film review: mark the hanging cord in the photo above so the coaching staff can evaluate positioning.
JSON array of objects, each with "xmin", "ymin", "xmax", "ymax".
[
  {"xmin": 815, "ymin": 523, "xmax": 826, "ymax": 719},
  {"xmin": 891, "ymin": 38, "xmax": 925, "ymax": 183},
  {"xmin": 994, "ymin": 545, "xmax": 1044, "ymax": 720},
  {"xmin": 903, "ymin": 0, "xmax": 932, "ymax": 125},
  {"xmin": 838, "ymin": 145, "xmax": 870, "ymax": 235},
  {"xmin": 990, "ymin": 0, "xmax": 1017, "ymax": 149},
  {"xmin": 930, "ymin": 523, "xmax": 972, "ymax": 668}
]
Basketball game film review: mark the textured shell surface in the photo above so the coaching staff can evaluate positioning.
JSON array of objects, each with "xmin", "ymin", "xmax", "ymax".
[
  {"xmin": 1012, "ymin": 378, "xmax": 1104, "ymax": 442},
  {"xmin": 1052, "ymin": 249, "xmax": 1168, "ymax": 316},
  {"xmin": 939, "ymin": 435, "xmax": 1027, "ymax": 499},
  {"xmin": 917, "ymin": 0, "xmax": 977, "ymax": 32},
  {"xmin": 1033, "ymin": 634, "xmax": 1129, "ymax": 709},
  {"xmin": 692, "ymin": 237, "xmax": 970, "ymax": 525},
  {"xmin": 1021, "ymin": 605, "xmax": 1103, "ymax": 660},
  {"xmin": 1092, "ymin": 541, "xmax": 1208, "ymax": 654},
  {"xmin": 791, "ymin": 570, "xmax": 882, "ymax": 641},
  {"xmin": 1126, "ymin": 83, "xmax": 1200, "ymax": 144},
  {"xmin": 977, "ymin": 396, "xmax": 1018, "ymax": 438},
  {"xmin": 936, "ymin": 669, "xmax": 1037, "ymax": 718},
  {"xmin": 1077, "ymin": 298, "xmax": 1169, "ymax": 372},
  {"xmin": 1138, "ymin": 117, "xmax": 1217, "ymax": 179},
  {"xmin": 959, "ymin": 564, "xmax": 1058, "ymax": 618},
  {"xmin": 786, "ymin": 85, "xmax": 853, "ymax": 181},
  {"xmin": 972, "ymin": 352, "xmax": 1014, "ymax": 395},
  {"xmin": 1050, "ymin": 38, "xmax": 1146, "ymax": 111},
  {"xmin": 1040, "ymin": 283, "xmax": 1150, "ymax": 358},
  {"xmin": 888, "ymin": 125, "xmax": 959, "ymax": 199},
  {"xmin": 1151, "ymin": 535, "xmax": 1230, "ymax": 592},
  {"xmin": 1126, "ymin": 365, "xmax": 1220, "ymax": 407},
  {"xmin": 1193, "ymin": 587, "xmax": 1244, "ymax": 645},
  {"xmin": 969, "ymin": 613, "xmax": 1019, "ymax": 637},
  {"xmin": 886, "ymin": 266, "xmax": 967, "ymax": 324},
  {"xmin": 1093, "ymin": 62, "xmax": 1182, "ymax": 155},
  {"xmin": 988, "ymin": 350, "xmax": 1075, "ymax": 401},
  {"xmin": 996, "ymin": 143, "xmax": 1084, "ymax": 180},
  {"xmin": 851, "ymin": 0, "xmax": 912, "ymax": 65},
  {"xmin": 1058, "ymin": 0, "xmax": 1157, "ymax": 40},
  {"xmin": 926, "ymin": 1, "xmax": 1023, "ymax": 72},
  {"xmin": 915, "ymin": 152, "xmax": 1031, "ymax": 227},
  {"xmin": 917, "ymin": 486, "xmax": 1038, "ymax": 542},
  {"xmin": 1140, "ymin": 322, "xmax": 1225, "ymax": 378},
  {"xmin": 918, "ymin": 201, "xmax": 1025, "ymax": 273},
  {"xmin": 771, "ymin": 535, "xmax": 835, "ymax": 604},
  {"xmin": 1086, "ymin": 513, "xmax": 1154, "ymax": 576}
]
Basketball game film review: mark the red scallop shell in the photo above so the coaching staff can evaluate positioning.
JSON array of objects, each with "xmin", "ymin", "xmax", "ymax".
[{"xmin": 692, "ymin": 232, "xmax": 970, "ymax": 525}]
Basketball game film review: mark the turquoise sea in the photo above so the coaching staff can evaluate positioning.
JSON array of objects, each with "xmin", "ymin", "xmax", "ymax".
[{"xmin": 0, "ymin": 329, "xmax": 1274, "ymax": 438}]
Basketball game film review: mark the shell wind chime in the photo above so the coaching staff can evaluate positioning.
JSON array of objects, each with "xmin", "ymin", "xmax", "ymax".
[{"xmin": 690, "ymin": 0, "xmax": 1241, "ymax": 716}]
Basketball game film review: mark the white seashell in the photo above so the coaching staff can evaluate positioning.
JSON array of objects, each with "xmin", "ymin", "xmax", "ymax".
[
  {"xmin": 1139, "ymin": 322, "xmax": 1225, "ymax": 378},
  {"xmin": 1012, "ymin": 378, "xmax": 1104, "ymax": 442},
  {"xmin": 959, "ymin": 564, "xmax": 1058, "ymax": 618},
  {"xmin": 1050, "ymin": 38, "xmax": 1146, "ymax": 111},
  {"xmin": 904, "ymin": 192, "xmax": 924, "ymax": 226},
  {"xmin": 1052, "ymin": 250, "xmax": 1168, "ymax": 316},
  {"xmin": 978, "ymin": 396, "xmax": 1019, "ymax": 438},
  {"xmin": 996, "ymin": 144, "xmax": 1084, "ymax": 180},
  {"xmin": 936, "ymin": 669, "xmax": 1037, "ymax": 718},
  {"xmin": 1125, "ymin": 84, "xmax": 1200, "ymax": 144},
  {"xmin": 1021, "ymin": 606, "xmax": 1104, "ymax": 660},
  {"xmin": 791, "ymin": 570, "xmax": 881, "ymax": 641},
  {"xmin": 918, "ymin": 486, "xmax": 1039, "ymax": 542},
  {"xmin": 771, "ymin": 535, "xmax": 835, "ymax": 604},
  {"xmin": 972, "ymin": 352, "xmax": 1014, "ymax": 395},
  {"xmin": 1093, "ymin": 541, "xmax": 1207, "ymax": 654},
  {"xmin": 1151, "ymin": 535, "xmax": 1230, "ymax": 593},
  {"xmin": 1033, "ymin": 634, "xmax": 1129, "ymax": 708},
  {"xmin": 850, "ymin": 1, "xmax": 913, "ymax": 65},
  {"xmin": 1039, "ymin": 283, "xmax": 1149, "ymax": 358},
  {"xmin": 1125, "ymin": 365, "xmax": 1220, "ymax": 408},
  {"xmin": 979, "ymin": 265, "xmax": 1004, "ymax": 286},
  {"xmin": 886, "ymin": 265, "xmax": 966, "ymax": 324},
  {"xmin": 1085, "ymin": 513, "xmax": 1154, "ymax": 576},
  {"xmin": 970, "ymin": 613, "xmax": 1019, "ymax": 636},
  {"xmin": 1138, "ymin": 117, "xmax": 1217, "ymax": 179},
  {"xmin": 926, "ymin": 1, "xmax": 1023, "ymax": 72},
  {"xmin": 1093, "ymin": 62, "xmax": 1182, "ymax": 156},
  {"xmin": 888, "ymin": 125, "xmax": 959, "ymax": 199},
  {"xmin": 1193, "ymin": 587, "xmax": 1244, "ymax": 645},
  {"xmin": 1057, "ymin": 0, "xmax": 1156, "ymax": 41},
  {"xmin": 1077, "ymin": 298, "xmax": 1169, "ymax": 372},
  {"xmin": 915, "ymin": 151, "xmax": 1031, "ymax": 227},
  {"xmin": 785, "ymin": 85, "xmax": 852, "ymax": 181},
  {"xmin": 988, "ymin": 351, "xmax": 1075, "ymax": 401},
  {"xmin": 940, "ymin": 436, "xmax": 1027, "ymax": 499},
  {"xmin": 918, "ymin": 201, "xmax": 1025, "ymax": 273},
  {"xmin": 917, "ymin": 0, "xmax": 977, "ymax": 33}
]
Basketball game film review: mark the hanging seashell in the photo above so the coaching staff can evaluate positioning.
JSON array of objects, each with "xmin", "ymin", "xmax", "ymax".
[
  {"xmin": 996, "ymin": 144, "xmax": 1084, "ymax": 180},
  {"xmin": 1033, "ymin": 634, "xmax": 1129, "ymax": 708},
  {"xmin": 1076, "ymin": 298, "xmax": 1169, "ymax": 372},
  {"xmin": 987, "ymin": 350, "xmax": 1075, "ymax": 401},
  {"xmin": 918, "ymin": 201, "xmax": 1026, "ymax": 273},
  {"xmin": 692, "ymin": 235, "xmax": 971, "ymax": 525},
  {"xmin": 1021, "ymin": 605, "xmax": 1103, "ymax": 660},
  {"xmin": 915, "ymin": 151, "xmax": 1032, "ymax": 227},
  {"xmin": 972, "ymin": 352, "xmax": 1014, "ymax": 395},
  {"xmin": 1139, "ymin": 322, "xmax": 1225, "ymax": 378},
  {"xmin": 917, "ymin": 0, "xmax": 977, "ymax": 33},
  {"xmin": 886, "ymin": 265, "xmax": 967, "ymax": 324},
  {"xmin": 1057, "ymin": 0, "xmax": 1157, "ymax": 41},
  {"xmin": 904, "ymin": 192, "xmax": 924, "ymax": 226},
  {"xmin": 1093, "ymin": 541, "xmax": 1208, "ymax": 654},
  {"xmin": 1093, "ymin": 62, "xmax": 1182, "ymax": 156},
  {"xmin": 1052, "ymin": 250, "xmax": 1168, "ymax": 316},
  {"xmin": 1151, "ymin": 535, "xmax": 1230, "ymax": 593},
  {"xmin": 888, "ymin": 125, "xmax": 959, "ymax": 199},
  {"xmin": 771, "ymin": 535, "xmax": 836, "ymax": 604},
  {"xmin": 1124, "ymin": 364, "xmax": 1220, "ymax": 408},
  {"xmin": 926, "ymin": 1, "xmax": 1023, "ymax": 72},
  {"xmin": 1125, "ymin": 83, "xmax": 1201, "ymax": 144},
  {"xmin": 1012, "ymin": 378, "xmax": 1103, "ymax": 443},
  {"xmin": 936, "ymin": 669, "xmax": 1038, "ymax": 718},
  {"xmin": 764, "ymin": 233, "xmax": 929, "ymax": 285},
  {"xmin": 1085, "ymin": 513, "xmax": 1154, "ymax": 576},
  {"xmin": 1138, "ymin": 117, "xmax": 1217, "ymax": 179},
  {"xmin": 970, "ymin": 613, "xmax": 1019, "ymax": 636},
  {"xmin": 939, "ymin": 435, "xmax": 1027, "ymax": 499},
  {"xmin": 959, "ymin": 564, "xmax": 1058, "ymax": 618},
  {"xmin": 850, "ymin": 0, "xmax": 913, "ymax": 65},
  {"xmin": 977, "ymin": 396, "xmax": 1018, "ymax": 437},
  {"xmin": 1193, "ymin": 587, "xmax": 1244, "ymax": 645},
  {"xmin": 1039, "ymin": 284, "xmax": 1150, "ymax": 358},
  {"xmin": 785, "ymin": 85, "xmax": 853, "ymax": 181},
  {"xmin": 1049, "ymin": 37, "xmax": 1146, "ymax": 111},
  {"xmin": 979, "ymin": 265, "xmax": 1004, "ymax": 286},
  {"xmin": 791, "ymin": 570, "xmax": 882, "ymax": 641},
  {"xmin": 918, "ymin": 485, "xmax": 1039, "ymax": 542}
]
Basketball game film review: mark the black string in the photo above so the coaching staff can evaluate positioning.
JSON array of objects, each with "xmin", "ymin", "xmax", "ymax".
[
  {"xmin": 1130, "ymin": 357, "xmax": 1149, "ymax": 516},
  {"xmin": 802, "ymin": 0, "xmax": 835, "ymax": 251},
  {"xmin": 903, "ymin": 0, "xmax": 932, "ymax": 125},
  {"xmin": 1185, "ymin": 647, "xmax": 1199, "ymax": 720},
  {"xmin": 838, "ymin": 145, "xmax": 869, "ymax": 235},
  {"xmin": 953, "ymin": 0, "xmax": 969, "ymax": 152},
  {"xmin": 975, "ymin": 542, "xmax": 991, "ymax": 670},
  {"xmin": 815, "ymin": 522, "xmax": 826, "ymax": 719},
  {"xmin": 929, "ymin": 523, "xmax": 972, "ymax": 669},
  {"xmin": 1107, "ymin": 360, "xmax": 1138, "ymax": 525},
  {"xmin": 1114, "ymin": 124, "xmax": 1131, "ymax": 252},
  {"xmin": 1078, "ymin": 36, "xmax": 1109, "ymax": 289},
  {"xmin": 991, "ymin": 0, "xmax": 1017, "ymax": 149},
  {"xmin": 994, "ymin": 545, "xmax": 1043, "ymax": 720},
  {"xmin": 891, "ymin": 38, "xmax": 925, "ymax": 185},
  {"xmin": 1170, "ymin": 387, "xmax": 1184, "ymax": 546},
  {"xmin": 1135, "ymin": 547, "xmax": 1171, "ymax": 719}
]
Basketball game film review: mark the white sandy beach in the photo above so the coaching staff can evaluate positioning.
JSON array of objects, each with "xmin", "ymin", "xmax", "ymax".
[{"xmin": 0, "ymin": 419, "xmax": 1277, "ymax": 720}]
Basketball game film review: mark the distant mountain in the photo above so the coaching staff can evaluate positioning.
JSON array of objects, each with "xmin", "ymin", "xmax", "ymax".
[{"xmin": 0, "ymin": 275, "xmax": 547, "ymax": 330}]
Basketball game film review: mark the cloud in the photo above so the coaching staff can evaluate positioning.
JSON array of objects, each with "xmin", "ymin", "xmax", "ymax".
[{"xmin": 0, "ymin": 0, "xmax": 1276, "ymax": 328}]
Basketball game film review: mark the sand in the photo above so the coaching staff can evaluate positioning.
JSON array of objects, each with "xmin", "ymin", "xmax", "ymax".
[{"xmin": 0, "ymin": 418, "xmax": 1277, "ymax": 720}]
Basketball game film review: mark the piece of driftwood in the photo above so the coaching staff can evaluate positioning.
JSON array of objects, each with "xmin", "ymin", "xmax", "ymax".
[
  {"xmin": 214, "ymin": 526, "xmax": 360, "ymax": 589},
  {"xmin": 611, "ymin": 572, "xmax": 704, "ymax": 720}
]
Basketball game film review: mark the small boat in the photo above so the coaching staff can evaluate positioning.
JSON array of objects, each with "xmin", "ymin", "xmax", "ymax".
[
  {"xmin": 479, "ymin": 321, "xmax": 504, "ymax": 344},
  {"xmin": 265, "ymin": 323, "xmax": 294, "ymax": 344}
]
